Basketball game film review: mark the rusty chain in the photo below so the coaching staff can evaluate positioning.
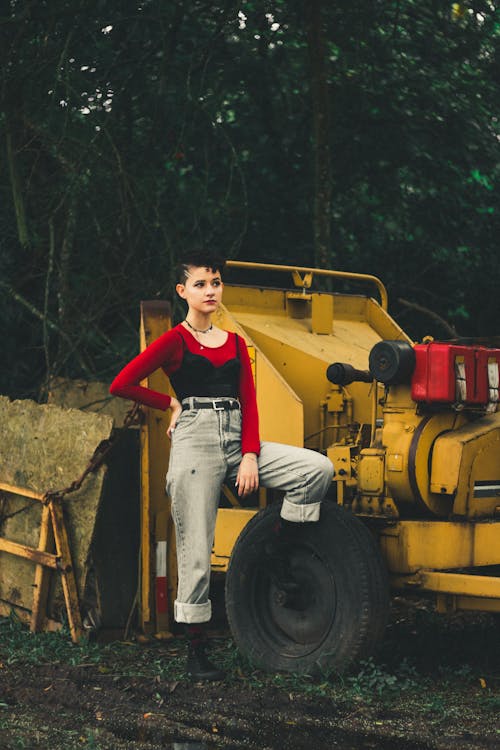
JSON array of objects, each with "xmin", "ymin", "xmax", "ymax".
[{"xmin": 43, "ymin": 402, "xmax": 142, "ymax": 504}]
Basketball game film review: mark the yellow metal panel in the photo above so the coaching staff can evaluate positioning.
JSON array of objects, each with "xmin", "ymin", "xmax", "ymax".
[
  {"xmin": 286, "ymin": 292, "xmax": 312, "ymax": 319},
  {"xmin": 213, "ymin": 305, "xmax": 304, "ymax": 446},
  {"xmin": 436, "ymin": 594, "xmax": 500, "ymax": 613},
  {"xmin": 256, "ymin": 353, "xmax": 304, "ymax": 446},
  {"xmin": 366, "ymin": 298, "xmax": 413, "ymax": 343},
  {"xmin": 419, "ymin": 570, "xmax": 500, "ymax": 598},
  {"xmin": 220, "ymin": 286, "xmax": 410, "ymax": 452},
  {"xmin": 231, "ymin": 311, "xmax": 380, "ymax": 365},
  {"xmin": 328, "ymin": 445, "xmax": 353, "ymax": 480},
  {"xmin": 358, "ymin": 449, "xmax": 385, "ymax": 494},
  {"xmin": 211, "ymin": 508, "xmax": 258, "ymax": 571},
  {"xmin": 387, "ymin": 453, "xmax": 404, "ymax": 472},
  {"xmin": 382, "ymin": 406, "xmax": 464, "ymax": 516},
  {"xmin": 379, "ymin": 520, "xmax": 500, "ymax": 573},
  {"xmin": 329, "ymin": 294, "xmax": 374, "ymax": 321},
  {"xmin": 222, "ymin": 285, "xmax": 287, "ymax": 315},
  {"xmin": 311, "ymin": 294, "xmax": 334, "ymax": 334},
  {"xmin": 238, "ymin": 322, "xmax": 373, "ymax": 448},
  {"xmin": 430, "ymin": 412, "xmax": 500, "ymax": 517}
]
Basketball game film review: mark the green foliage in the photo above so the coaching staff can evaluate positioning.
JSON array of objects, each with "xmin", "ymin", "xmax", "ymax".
[
  {"xmin": 347, "ymin": 657, "xmax": 418, "ymax": 700},
  {"xmin": 0, "ymin": 610, "xmax": 188, "ymax": 681},
  {"xmin": 0, "ymin": 611, "xmax": 101, "ymax": 666},
  {"xmin": 0, "ymin": 1, "xmax": 499, "ymax": 396}
]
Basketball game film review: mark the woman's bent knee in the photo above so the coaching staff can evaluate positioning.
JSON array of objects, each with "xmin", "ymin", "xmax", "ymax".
[{"xmin": 310, "ymin": 452, "xmax": 334, "ymax": 489}]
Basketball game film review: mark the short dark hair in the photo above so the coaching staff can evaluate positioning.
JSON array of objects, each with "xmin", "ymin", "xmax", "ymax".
[{"xmin": 176, "ymin": 250, "xmax": 225, "ymax": 284}]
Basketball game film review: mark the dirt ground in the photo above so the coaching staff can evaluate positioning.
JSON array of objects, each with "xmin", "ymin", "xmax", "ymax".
[{"xmin": 0, "ymin": 597, "xmax": 499, "ymax": 750}]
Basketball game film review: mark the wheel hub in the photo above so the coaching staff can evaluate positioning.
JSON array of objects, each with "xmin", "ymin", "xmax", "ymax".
[
  {"xmin": 273, "ymin": 584, "xmax": 310, "ymax": 611},
  {"xmin": 260, "ymin": 545, "xmax": 336, "ymax": 646}
]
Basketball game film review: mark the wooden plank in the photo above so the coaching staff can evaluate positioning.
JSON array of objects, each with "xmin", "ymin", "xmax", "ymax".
[
  {"xmin": 49, "ymin": 499, "xmax": 83, "ymax": 643},
  {"xmin": 31, "ymin": 505, "xmax": 54, "ymax": 634},
  {"xmin": 0, "ymin": 537, "xmax": 58, "ymax": 568},
  {"xmin": 0, "ymin": 481, "xmax": 45, "ymax": 502},
  {"xmin": 139, "ymin": 300, "xmax": 173, "ymax": 633}
]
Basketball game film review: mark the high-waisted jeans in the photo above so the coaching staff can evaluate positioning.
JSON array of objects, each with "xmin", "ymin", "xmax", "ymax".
[{"xmin": 166, "ymin": 398, "xmax": 334, "ymax": 624}]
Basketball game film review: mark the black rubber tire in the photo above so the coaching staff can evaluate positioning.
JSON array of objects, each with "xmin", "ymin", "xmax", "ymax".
[
  {"xmin": 225, "ymin": 502, "xmax": 389, "ymax": 676},
  {"xmin": 345, "ymin": 516, "xmax": 390, "ymax": 658}
]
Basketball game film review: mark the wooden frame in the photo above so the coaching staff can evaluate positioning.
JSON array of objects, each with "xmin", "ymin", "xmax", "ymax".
[{"xmin": 0, "ymin": 482, "xmax": 83, "ymax": 643}]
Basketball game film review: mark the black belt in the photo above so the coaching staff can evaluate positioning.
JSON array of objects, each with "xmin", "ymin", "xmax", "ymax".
[{"xmin": 182, "ymin": 398, "xmax": 240, "ymax": 411}]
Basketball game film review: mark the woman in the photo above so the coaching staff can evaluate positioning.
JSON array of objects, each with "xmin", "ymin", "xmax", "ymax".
[{"xmin": 110, "ymin": 251, "xmax": 334, "ymax": 680}]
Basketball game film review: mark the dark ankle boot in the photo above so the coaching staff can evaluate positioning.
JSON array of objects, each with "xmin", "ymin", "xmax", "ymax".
[
  {"xmin": 186, "ymin": 641, "xmax": 225, "ymax": 681},
  {"xmin": 264, "ymin": 520, "xmax": 300, "ymax": 593}
]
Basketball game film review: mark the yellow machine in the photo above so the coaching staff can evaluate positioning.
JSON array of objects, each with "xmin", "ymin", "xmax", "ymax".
[{"xmin": 139, "ymin": 262, "xmax": 500, "ymax": 674}]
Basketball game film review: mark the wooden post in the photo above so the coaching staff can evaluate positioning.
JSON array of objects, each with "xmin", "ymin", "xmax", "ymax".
[
  {"xmin": 139, "ymin": 301, "xmax": 174, "ymax": 634},
  {"xmin": 31, "ymin": 505, "xmax": 54, "ymax": 634},
  {"xmin": 49, "ymin": 497, "xmax": 83, "ymax": 642}
]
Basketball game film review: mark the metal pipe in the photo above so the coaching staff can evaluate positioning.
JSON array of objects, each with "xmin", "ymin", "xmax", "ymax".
[
  {"xmin": 370, "ymin": 382, "xmax": 378, "ymax": 447},
  {"xmin": 226, "ymin": 260, "xmax": 388, "ymax": 311}
]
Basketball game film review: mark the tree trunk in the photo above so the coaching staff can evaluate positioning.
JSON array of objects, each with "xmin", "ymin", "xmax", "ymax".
[
  {"xmin": 55, "ymin": 199, "xmax": 77, "ymax": 369},
  {"xmin": 305, "ymin": 0, "xmax": 332, "ymax": 269},
  {"xmin": 5, "ymin": 128, "xmax": 29, "ymax": 249}
]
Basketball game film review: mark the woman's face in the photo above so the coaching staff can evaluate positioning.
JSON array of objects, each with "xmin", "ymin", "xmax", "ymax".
[{"xmin": 176, "ymin": 265, "xmax": 223, "ymax": 313}]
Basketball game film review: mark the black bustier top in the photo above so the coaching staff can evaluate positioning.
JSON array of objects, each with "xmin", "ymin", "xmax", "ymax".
[{"xmin": 169, "ymin": 333, "xmax": 241, "ymax": 401}]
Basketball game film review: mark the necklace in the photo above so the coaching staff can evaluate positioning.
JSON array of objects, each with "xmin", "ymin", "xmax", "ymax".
[{"xmin": 185, "ymin": 319, "xmax": 213, "ymax": 334}]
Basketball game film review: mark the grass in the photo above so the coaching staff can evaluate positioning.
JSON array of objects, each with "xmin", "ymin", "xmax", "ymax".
[
  {"xmin": 1, "ymin": 603, "xmax": 499, "ymax": 723},
  {"xmin": 0, "ymin": 610, "xmax": 188, "ymax": 681},
  {"xmin": 0, "ymin": 606, "xmax": 499, "ymax": 750},
  {"xmin": 0, "ymin": 611, "xmax": 102, "ymax": 666}
]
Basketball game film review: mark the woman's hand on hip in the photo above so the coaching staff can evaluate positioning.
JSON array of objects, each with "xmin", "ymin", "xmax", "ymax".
[
  {"xmin": 235, "ymin": 453, "xmax": 259, "ymax": 497},
  {"xmin": 167, "ymin": 397, "xmax": 182, "ymax": 438}
]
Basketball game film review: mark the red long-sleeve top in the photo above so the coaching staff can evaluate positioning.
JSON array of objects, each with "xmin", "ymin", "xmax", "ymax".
[{"xmin": 109, "ymin": 324, "xmax": 260, "ymax": 455}]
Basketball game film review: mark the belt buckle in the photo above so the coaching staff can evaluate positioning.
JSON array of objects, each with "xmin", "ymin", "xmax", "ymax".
[{"xmin": 212, "ymin": 400, "xmax": 225, "ymax": 410}]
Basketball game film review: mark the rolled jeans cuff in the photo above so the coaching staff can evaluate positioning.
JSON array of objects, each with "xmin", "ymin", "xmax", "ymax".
[
  {"xmin": 280, "ymin": 498, "xmax": 321, "ymax": 522},
  {"xmin": 174, "ymin": 600, "xmax": 212, "ymax": 624}
]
